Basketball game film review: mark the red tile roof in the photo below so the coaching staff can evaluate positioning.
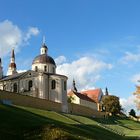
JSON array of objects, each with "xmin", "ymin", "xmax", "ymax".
[
  {"xmin": 81, "ymin": 89, "xmax": 102, "ymax": 103},
  {"xmin": 68, "ymin": 90, "xmax": 96, "ymax": 103}
]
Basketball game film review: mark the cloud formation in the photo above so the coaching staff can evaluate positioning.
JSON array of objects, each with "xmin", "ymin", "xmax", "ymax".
[
  {"xmin": 24, "ymin": 27, "xmax": 40, "ymax": 42},
  {"xmin": 131, "ymin": 73, "xmax": 140, "ymax": 84},
  {"xmin": 120, "ymin": 52, "xmax": 140, "ymax": 64},
  {"xmin": 0, "ymin": 20, "xmax": 39, "ymax": 57},
  {"xmin": 120, "ymin": 95, "xmax": 140, "ymax": 115},
  {"xmin": 55, "ymin": 56, "xmax": 67, "ymax": 65},
  {"xmin": 17, "ymin": 70, "xmax": 27, "ymax": 73},
  {"xmin": 56, "ymin": 56, "xmax": 112, "ymax": 90}
]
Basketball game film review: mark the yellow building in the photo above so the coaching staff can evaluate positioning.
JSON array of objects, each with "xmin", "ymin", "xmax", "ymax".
[{"xmin": 68, "ymin": 90, "xmax": 97, "ymax": 110}]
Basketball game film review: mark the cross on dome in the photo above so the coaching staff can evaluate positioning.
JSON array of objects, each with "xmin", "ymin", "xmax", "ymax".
[{"xmin": 43, "ymin": 36, "xmax": 46, "ymax": 44}]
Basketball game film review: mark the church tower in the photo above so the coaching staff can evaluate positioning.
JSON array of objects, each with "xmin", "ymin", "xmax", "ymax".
[
  {"xmin": 0, "ymin": 58, "xmax": 3, "ymax": 79},
  {"xmin": 7, "ymin": 48, "xmax": 17, "ymax": 75}
]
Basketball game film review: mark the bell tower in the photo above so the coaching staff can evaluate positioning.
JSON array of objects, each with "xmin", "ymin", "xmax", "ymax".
[{"xmin": 7, "ymin": 48, "xmax": 17, "ymax": 75}]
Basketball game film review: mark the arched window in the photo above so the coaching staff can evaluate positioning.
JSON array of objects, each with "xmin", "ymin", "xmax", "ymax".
[
  {"xmin": 13, "ymin": 83, "xmax": 17, "ymax": 92},
  {"xmin": 64, "ymin": 81, "xmax": 66, "ymax": 90},
  {"xmin": 51, "ymin": 80, "xmax": 56, "ymax": 89},
  {"xmin": 28, "ymin": 80, "xmax": 33, "ymax": 91},
  {"xmin": 35, "ymin": 66, "xmax": 38, "ymax": 72},
  {"xmin": 44, "ymin": 66, "xmax": 47, "ymax": 72}
]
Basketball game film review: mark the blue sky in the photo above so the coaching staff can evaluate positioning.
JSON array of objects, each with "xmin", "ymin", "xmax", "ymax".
[{"xmin": 0, "ymin": 0, "xmax": 140, "ymax": 114}]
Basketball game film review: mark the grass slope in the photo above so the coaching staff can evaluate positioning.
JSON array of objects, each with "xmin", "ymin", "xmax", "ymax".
[{"xmin": 0, "ymin": 104, "xmax": 139, "ymax": 140}]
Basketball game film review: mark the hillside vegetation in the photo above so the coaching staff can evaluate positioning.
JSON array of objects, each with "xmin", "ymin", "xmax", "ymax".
[{"xmin": 0, "ymin": 104, "xmax": 140, "ymax": 140}]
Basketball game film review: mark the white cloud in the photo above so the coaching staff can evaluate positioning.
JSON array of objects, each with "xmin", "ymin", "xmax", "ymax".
[
  {"xmin": 55, "ymin": 56, "xmax": 67, "ymax": 65},
  {"xmin": 24, "ymin": 27, "xmax": 39, "ymax": 42},
  {"xmin": 56, "ymin": 56, "xmax": 112, "ymax": 90},
  {"xmin": 131, "ymin": 73, "xmax": 140, "ymax": 84},
  {"xmin": 0, "ymin": 20, "xmax": 39, "ymax": 58},
  {"xmin": 17, "ymin": 70, "xmax": 27, "ymax": 73},
  {"xmin": 120, "ymin": 95, "xmax": 140, "ymax": 115},
  {"xmin": 0, "ymin": 20, "xmax": 22, "ymax": 57},
  {"xmin": 120, "ymin": 52, "xmax": 140, "ymax": 64}
]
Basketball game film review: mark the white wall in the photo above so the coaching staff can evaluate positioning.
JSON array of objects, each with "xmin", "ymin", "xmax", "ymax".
[
  {"xmin": 32, "ymin": 63, "xmax": 56, "ymax": 73},
  {"xmin": 80, "ymin": 99, "xmax": 97, "ymax": 110}
]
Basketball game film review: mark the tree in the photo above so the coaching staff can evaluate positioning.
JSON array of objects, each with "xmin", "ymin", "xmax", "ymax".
[
  {"xmin": 67, "ymin": 96, "xmax": 75, "ymax": 114},
  {"xmin": 67, "ymin": 96, "xmax": 75, "ymax": 103},
  {"xmin": 102, "ymin": 95, "xmax": 122, "ymax": 115},
  {"xmin": 135, "ymin": 95, "xmax": 140, "ymax": 110},
  {"xmin": 129, "ymin": 109, "xmax": 136, "ymax": 117}
]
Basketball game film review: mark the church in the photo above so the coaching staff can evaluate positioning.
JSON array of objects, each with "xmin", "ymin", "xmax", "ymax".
[{"xmin": 0, "ymin": 40, "xmax": 68, "ymax": 112}]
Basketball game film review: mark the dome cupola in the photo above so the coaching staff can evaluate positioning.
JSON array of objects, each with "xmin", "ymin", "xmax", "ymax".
[{"xmin": 32, "ymin": 37, "xmax": 56, "ymax": 73}]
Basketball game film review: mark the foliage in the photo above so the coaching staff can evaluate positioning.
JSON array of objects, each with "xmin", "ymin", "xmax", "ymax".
[
  {"xmin": 129, "ymin": 109, "xmax": 136, "ymax": 117},
  {"xmin": 102, "ymin": 95, "xmax": 122, "ymax": 115},
  {"xmin": 135, "ymin": 94, "xmax": 140, "ymax": 110},
  {"xmin": 67, "ymin": 96, "xmax": 75, "ymax": 103}
]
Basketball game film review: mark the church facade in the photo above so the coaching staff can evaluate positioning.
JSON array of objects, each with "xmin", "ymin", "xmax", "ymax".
[{"xmin": 0, "ymin": 41, "xmax": 68, "ymax": 112}]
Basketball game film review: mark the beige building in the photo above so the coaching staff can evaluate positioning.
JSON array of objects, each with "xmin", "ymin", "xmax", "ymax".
[
  {"xmin": 0, "ymin": 40, "xmax": 68, "ymax": 112},
  {"xmin": 68, "ymin": 90, "xmax": 97, "ymax": 110},
  {"xmin": 67, "ymin": 80, "xmax": 103, "ymax": 111}
]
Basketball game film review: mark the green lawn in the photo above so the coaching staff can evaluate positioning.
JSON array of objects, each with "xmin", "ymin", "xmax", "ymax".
[
  {"xmin": 94, "ymin": 116, "xmax": 140, "ymax": 137},
  {"xmin": 0, "ymin": 104, "xmax": 139, "ymax": 140}
]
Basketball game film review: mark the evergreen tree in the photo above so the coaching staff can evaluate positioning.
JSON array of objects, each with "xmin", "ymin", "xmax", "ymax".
[{"xmin": 129, "ymin": 109, "xmax": 136, "ymax": 117}]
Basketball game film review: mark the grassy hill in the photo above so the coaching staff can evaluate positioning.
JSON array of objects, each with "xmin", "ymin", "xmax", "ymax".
[{"xmin": 0, "ymin": 104, "xmax": 140, "ymax": 140}]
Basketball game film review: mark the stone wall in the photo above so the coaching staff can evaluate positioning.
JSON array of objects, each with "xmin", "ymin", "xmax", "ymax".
[
  {"xmin": 68, "ymin": 103, "xmax": 105, "ymax": 118},
  {"xmin": 0, "ymin": 90, "xmax": 62, "ymax": 112},
  {"xmin": 0, "ymin": 90, "xmax": 104, "ymax": 118}
]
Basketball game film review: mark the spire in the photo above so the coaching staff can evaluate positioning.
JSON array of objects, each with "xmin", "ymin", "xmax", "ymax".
[
  {"xmin": 72, "ymin": 79, "xmax": 77, "ymax": 92},
  {"xmin": 11, "ymin": 48, "xmax": 15, "ymax": 59},
  {"xmin": 10, "ymin": 48, "xmax": 15, "ymax": 63},
  {"xmin": 105, "ymin": 87, "xmax": 109, "ymax": 96},
  {"xmin": 43, "ymin": 36, "xmax": 46, "ymax": 45},
  {"xmin": 7, "ymin": 49, "xmax": 17, "ymax": 75}
]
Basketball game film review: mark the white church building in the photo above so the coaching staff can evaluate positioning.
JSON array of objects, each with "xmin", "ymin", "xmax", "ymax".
[{"xmin": 0, "ymin": 40, "xmax": 68, "ymax": 112}]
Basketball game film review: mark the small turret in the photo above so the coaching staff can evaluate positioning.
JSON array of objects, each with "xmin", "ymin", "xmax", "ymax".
[
  {"xmin": 105, "ymin": 87, "xmax": 109, "ymax": 96},
  {"xmin": 7, "ymin": 48, "xmax": 17, "ymax": 75},
  {"xmin": 72, "ymin": 79, "xmax": 77, "ymax": 92},
  {"xmin": 40, "ymin": 36, "xmax": 48, "ymax": 55},
  {"xmin": 0, "ymin": 58, "xmax": 3, "ymax": 79}
]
